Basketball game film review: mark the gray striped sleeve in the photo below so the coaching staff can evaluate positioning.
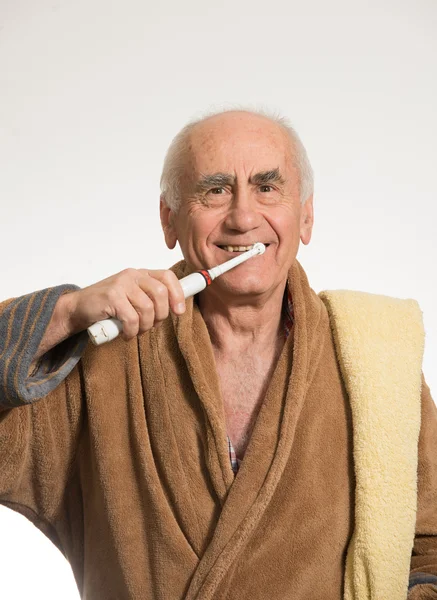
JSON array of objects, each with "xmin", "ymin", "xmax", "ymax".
[
  {"xmin": 0, "ymin": 285, "xmax": 89, "ymax": 408},
  {"xmin": 409, "ymin": 572, "xmax": 437, "ymax": 591}
]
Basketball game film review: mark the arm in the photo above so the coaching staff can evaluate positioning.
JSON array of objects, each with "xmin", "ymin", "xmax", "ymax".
[
  {"xmin": 0, "ymin": 287, "xmax": 89, "ymax": 555},
  {"xmin": 28, "ymin": 289, "xmax": 85, "ymax": 371},
  {"xmin": 0, "ymin": 286, "xmax": 89, "ymax": 409},
  {"xmin": 0, "ymin": 270, "xmax": 184, "ymax": 546},
  {"xmin": 408, "ymin": 374, "xmax": 437, "ymax": 598},
  {"xmin": 4, "ymin": 267, "xmax": 187, "ymax": 399}
]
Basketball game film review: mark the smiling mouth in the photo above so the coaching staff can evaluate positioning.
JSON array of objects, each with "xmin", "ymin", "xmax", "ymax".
[{"xmin": 217, "ymin": 244, "xmax": 270, "ymax": 252}]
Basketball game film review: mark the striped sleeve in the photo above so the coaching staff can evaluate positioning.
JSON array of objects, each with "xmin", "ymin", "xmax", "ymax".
[
  {"xmin": 408, "ymin": 375, "xmax": 437, "ymax": 598},
  {"xmin": 408, "ymin": 577, "xmax": 437, "ymax": 598},
  {"xmin": 409, "ymin": 573, "xmax": 437, "ymax": 590},
  {"xmin": 0, "ymin": 285, "xmax": 89, "ymax": 408}
]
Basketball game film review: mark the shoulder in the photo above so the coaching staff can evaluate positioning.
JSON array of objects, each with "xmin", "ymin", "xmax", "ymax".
[{"xmin": 318, "ymin": 289, "xmax": 423, "ymax": 331}]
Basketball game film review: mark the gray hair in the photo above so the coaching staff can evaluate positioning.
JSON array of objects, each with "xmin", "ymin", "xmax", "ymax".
[{"xmin": 160, "ymin": 107, "xmax": 314, "ymax": 211}]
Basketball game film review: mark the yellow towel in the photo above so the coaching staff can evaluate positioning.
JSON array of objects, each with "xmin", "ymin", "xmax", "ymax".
[{"xmin": 319, "ymin": 290, "xmax": 425, "ymax": 600}]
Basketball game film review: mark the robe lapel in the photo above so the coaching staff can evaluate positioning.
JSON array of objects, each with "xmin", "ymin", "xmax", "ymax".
[
  {"xmin": 173, "ymin": 259, "xmax": 329, "ymax": 600},
  {"xmin": 173, "ymin": 293, "xmax": 235, "ymax": 504}
]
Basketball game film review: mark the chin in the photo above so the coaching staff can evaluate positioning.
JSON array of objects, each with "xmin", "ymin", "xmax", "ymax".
[{"xmin": 215, "ymin": 273, "xmax": 271, "ymax": 297}]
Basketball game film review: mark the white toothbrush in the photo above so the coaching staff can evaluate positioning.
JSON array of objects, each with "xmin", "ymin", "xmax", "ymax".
[{"xmin": 87, "ymin": 242, "xmax": 266, "ymax": 346}]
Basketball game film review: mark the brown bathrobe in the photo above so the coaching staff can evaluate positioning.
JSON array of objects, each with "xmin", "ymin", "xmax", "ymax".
[{"xmin": 0, "ymin": 259, "xmax": 436, "ymax": 599}]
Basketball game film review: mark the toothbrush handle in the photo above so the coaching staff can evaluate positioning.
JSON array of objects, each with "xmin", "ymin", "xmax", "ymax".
[
  {"xmin": 87, "ymin": 271, "xmax": 210, "ymax": 346},
  {"xmin": 87, "ymin": 244, "xmax": 265, "ymax": 347}
]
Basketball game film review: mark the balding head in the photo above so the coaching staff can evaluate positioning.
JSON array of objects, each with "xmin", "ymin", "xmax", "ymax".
[{"xmin": 160, "ymin": 108, "xmax": 313, "ymax": 211}]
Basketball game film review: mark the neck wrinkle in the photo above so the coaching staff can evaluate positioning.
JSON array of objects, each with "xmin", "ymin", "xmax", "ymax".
[{"xmin": 197, "ymin": 281, "xmax": 287, "ymax": 354}]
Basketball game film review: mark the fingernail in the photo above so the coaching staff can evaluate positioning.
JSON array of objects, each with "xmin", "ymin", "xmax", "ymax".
[{"xmin": 176, "ymin": 303, "xmax": 185, "ymax": 314}]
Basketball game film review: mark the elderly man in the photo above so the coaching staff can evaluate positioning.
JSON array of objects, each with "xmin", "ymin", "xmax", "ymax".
[{"xmin": 0, "ymin": 109, "xmax": 436, "ymax": 600}]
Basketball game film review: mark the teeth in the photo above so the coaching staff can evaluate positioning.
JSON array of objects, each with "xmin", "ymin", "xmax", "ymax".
[{"xmin": 222, "ymin": 245, "xmax": 254, "ymax": 252}]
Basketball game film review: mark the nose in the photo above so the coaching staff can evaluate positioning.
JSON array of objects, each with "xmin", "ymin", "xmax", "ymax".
[{"xmin": 223, "ymin": 186, "xmax": 263, "ymax": 233}]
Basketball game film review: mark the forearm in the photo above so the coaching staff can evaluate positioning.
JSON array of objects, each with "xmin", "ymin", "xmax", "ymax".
[
  {"xmin": 0, "ymin": 285, "xmax": 89, "ymax": 407},
  {"xmin": 30, "ymin": 290, "xmax": 83, "ymax": 368}
]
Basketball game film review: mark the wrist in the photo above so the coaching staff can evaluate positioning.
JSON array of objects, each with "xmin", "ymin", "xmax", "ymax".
[{"xmin": 55, "ymin": 290, "xmax": 84, "ymax": 338}]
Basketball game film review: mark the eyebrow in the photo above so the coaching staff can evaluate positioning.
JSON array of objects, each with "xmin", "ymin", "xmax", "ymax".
[
  {"xmin": 249, "ymin": 168, "xmax": 285, "ymax": 186},
  {"xmin": 195, "ymin": 173, "xmax": 236, "ymax": 192},
  {"xmin": 195, "ymin": 168, "xmax": 285, "ymax": 191}
]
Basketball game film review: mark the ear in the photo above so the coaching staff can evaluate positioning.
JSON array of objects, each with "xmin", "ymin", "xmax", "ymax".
[
  {"xmin": 300, "ymin": 194, "xmax": 314, "ymax": 245},
  {"xmin": 160, "ymin": 197, "xmax": 178, "ymax": 249}
]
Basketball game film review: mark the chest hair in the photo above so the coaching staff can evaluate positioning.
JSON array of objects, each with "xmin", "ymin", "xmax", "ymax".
[{"xmin": 214, "ymin": 348, "xmax": 281, "ymax": 458}]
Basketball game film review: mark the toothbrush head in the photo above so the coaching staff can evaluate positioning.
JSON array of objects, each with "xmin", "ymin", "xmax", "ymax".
[{"xmin": 252, "ymin": 242, "xmax": 266, "ymax": 255}]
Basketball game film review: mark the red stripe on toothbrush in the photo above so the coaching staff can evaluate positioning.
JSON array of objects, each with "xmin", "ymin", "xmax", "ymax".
[{"xmin": 199, "ymin": 270, "xmax": 212, "ymax": 286}]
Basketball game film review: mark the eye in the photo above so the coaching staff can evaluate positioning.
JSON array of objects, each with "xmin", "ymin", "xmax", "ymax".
[
  {"xmin": 209, "ymin": 187, "xmax": 226, "ymax": 195},
  {"xmin": 259, "ymin": 185, "xmax": 274, "ymax": 193}
]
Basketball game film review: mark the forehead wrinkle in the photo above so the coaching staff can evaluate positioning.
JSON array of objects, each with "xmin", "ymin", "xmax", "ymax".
[{"xmin": 188, "ymin": 121, "xmax": 296, "ymax": 187}]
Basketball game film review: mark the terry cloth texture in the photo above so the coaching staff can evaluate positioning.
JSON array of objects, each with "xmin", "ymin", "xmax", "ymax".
[
  {"xmin": 0, "ymin": 284, "xmax": 89, "ymax": 406},
  {"xmin": 409, "ymin": 586, "xmax": 437, "ymax": 599},
  {"xmin": 320, "ymin": 289, "xmax": 426, "ymax": 600},
  {"xmin": 1, "ymin": 259, "xmax": 437, "ymax": 600},
  {"xmin": 409, "ymin": 572, "xmax": 437, "ymax": 594}
]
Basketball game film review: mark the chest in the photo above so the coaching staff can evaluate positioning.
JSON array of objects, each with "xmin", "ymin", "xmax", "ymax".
[{"xmin": 214, "ymin": 354, "xmax": 278, "ymax": 457}]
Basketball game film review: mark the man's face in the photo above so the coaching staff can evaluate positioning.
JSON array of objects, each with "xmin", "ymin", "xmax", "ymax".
[{"xmin": 161, "ymin": 112, "xmax": 314, "ymax": 299}]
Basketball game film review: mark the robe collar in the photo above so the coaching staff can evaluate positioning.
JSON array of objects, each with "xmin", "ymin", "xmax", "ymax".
[{"xmin": 170, "ymin": 257, "xmax": 329, "ymax": 599}]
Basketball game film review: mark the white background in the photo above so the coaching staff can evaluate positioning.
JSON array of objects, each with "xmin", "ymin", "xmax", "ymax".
[{"xmin": 0, "ymin": 0, "xmax": 436, "ymax": 597}]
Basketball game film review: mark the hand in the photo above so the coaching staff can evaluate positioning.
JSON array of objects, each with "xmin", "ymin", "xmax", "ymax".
[{"xmin": 64, "ymin": 269, "xmax": 186, "ymax": 341}]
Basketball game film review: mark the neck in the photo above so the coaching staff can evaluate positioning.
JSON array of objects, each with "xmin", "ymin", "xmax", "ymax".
[{"xmin": 197, "ymin": 281, "xmax": 287, "ymax": 356}]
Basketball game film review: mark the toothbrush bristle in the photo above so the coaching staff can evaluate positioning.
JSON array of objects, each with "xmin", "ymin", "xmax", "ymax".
[{"xmin": 253, "ymin": 242, "xmax": 266, "ymax": 255}]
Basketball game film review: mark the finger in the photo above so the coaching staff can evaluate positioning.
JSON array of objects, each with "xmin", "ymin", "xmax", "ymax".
[
  {"xmin": 114, "ymin": 295, "xmax": 151, "ymax": 341},
  {"xmin": 128, "ymin": 277, "xmax": 169, "ymax": 325},
  {"xmin": 142, "ymin": 269, "xmax": 186, "ymax": 315}
]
